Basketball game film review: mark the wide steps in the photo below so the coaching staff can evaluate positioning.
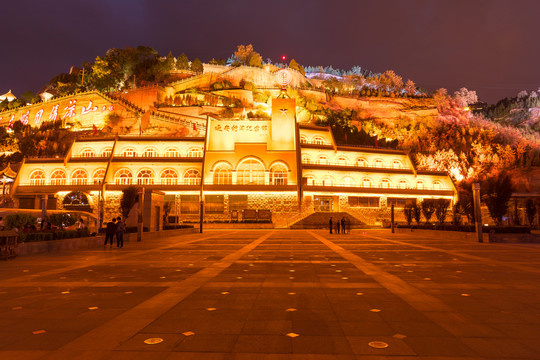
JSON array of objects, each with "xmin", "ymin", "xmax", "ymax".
[{"xmin": 290, "ymin": 212, "xmax": 365, "ymax": 229}]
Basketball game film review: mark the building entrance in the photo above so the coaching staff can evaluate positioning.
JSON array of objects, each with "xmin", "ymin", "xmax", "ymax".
[{"xmin": 314, "ymin": 196, "xmax": 333, "ymax": 212}]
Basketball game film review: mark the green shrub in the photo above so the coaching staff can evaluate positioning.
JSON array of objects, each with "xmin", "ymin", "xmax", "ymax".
[
  {"xmin": 4, "ymin": 213, "xmax": 37, "ymax": 230},
  {"xmin": 49, "ymin": 213, "xmax": 76, "ymax": 228},
  {"xmin": 18, "ymin": 232, "xmax": 54, "ymax": 243}
]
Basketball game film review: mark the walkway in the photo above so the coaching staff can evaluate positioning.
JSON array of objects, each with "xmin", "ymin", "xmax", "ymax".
[{"xmin": 1, "ymin": 229, "xmax": 539, "ymax": 359}]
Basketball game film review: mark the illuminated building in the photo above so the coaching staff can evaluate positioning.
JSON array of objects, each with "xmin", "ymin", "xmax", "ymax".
[{"xmin": 11, "ymin": 91, "xmax": 456, "ymax": 229}]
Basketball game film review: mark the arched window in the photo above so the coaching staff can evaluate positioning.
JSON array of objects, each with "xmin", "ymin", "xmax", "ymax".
[
  {"xmin": 71, "ymin": 169, "xmax": 88, "ymax": 185},
  {"xmin": 341, "ymin": 176, "xmax": 354, "ymax": 187},
  {"xmin": 313, "ymin": 136, "xmax": 325, "ymax": 145},
  {"xmin": 317, "ymin": 155, "xmax": 329, "ymax": 165},
  {"xmin": 93, "ymin": 169, "xmax": 106, "ymax": 184},
  {"xmin": 356, "ymin": 158, "xmax": 368, "ymax": 167},
  {"xmin": 270, "ymin": 163, "xmax": 288, "ymax": 185},
  {"xmin": 165, "ymin": 147, "xmax": 179, "ymax": 157},
  {"xmin": 122, "ymin": 147, "xmax": 137, "ymax": 157},
  {"xmin": 237, "ymin": 159, "xmax": 265, "ymax": 185},
  {"xmin": 137, "ymin": 169, "xmax": 155, "ymax": 185},
  {"xmin": 160, "ymin": 169, "xmax": 178, "ymax": 185},
  {"xmin": 337, "ymin": 156, "xmax": 349, "ymax": 166},
  {"xmin": 302, "ymin": 154, "xmax": 312, "ymax": 164},
  {"xmin": 80, "ymin": 148, "xmax": 95, "ymax": 157},
  {"xmin": 300, "ymin": 135, "xmax": 308, "ymax": 144},
  {"xmin": 143, "ymin": 147, "xmax": 158, "ymax": 158},
  {"xmin": 62, "ymin": 191, "xmax": 89, "ymax": 208},
  {"xmin": 374, "ymin": 159, "xmax": 385, "ymax": 168},
  {"xmin": 101, "ymin": 147, "xmax": 112, "ymax": 157},
  {"xmin": 398, "ymin": 179, "xmax": 409, "ymax": 189},
  {"xmin": 362, "ymin": 177, "xmax": 373, "ymax": 188},
  {"xmin": 187, "ymin": 147, "xmax": 203, "ymax": 158},
  {"xmin": 114, "ymin": 169, "xmax": 133, "ymax": 185},
  {"xmin": 29, "ymin": 170, "xmax": 46, "ymax": 185},
  {"xmin": 380, "ymin": 178, "xmax": 391, "ymax": 188},
  {"xmin": 184, "ymin": 169, "xmax": 201, "ymax": 185},
  {"xmin": 304, "ymin": 175, "xmax": 316, "ymax": 186},
  {"xmin": 392, "ymin": 160, "xmax": 403, "ymax": 169},
  {"xmin": 433, "ymin": 180, "xmax": 442, "ymax": 190},
  {"xmin": 416, "ymin": 180, "xmax": 425, "ymax": 190},
  {"xmin": 321, "ymin": 176, "xmax": 335, "ymax": 186},
  {"xmin": 50, "ymin": 169, "xmax": 67, "ymax": 185},
  {"xmin": 213, "ymin": 164, "xmax": 232, "ymax": 185}
]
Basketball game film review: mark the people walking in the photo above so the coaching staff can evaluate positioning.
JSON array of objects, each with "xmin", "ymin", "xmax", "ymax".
[
  {"xmin": 329, "ymin": 217, "xmax": 333, "ymax": 234},
  {"xmin": 341, "ymin": 217, "xmax": 346, "ymax": 234},
  {"xmin": 105, "ymin": 218, "xmax": 116, "ymax": 248},
  {"xmin": 116, "ymin": 216, "xmax": 124, "ymax": 248}
]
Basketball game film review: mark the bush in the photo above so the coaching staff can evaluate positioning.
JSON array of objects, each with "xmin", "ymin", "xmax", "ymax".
[
  {"xmin": 18, "ymin": 232, "xmax": 54, "ymax": 243},
  {"xmin": 49, "ymin": 213, "xmax": 76, "ymax": 228},
  {"xmin": 163, "ymin": 224, "xmax": 195, "ymax": 230},
  {"xmin": 4, "ymin": 213, "xmax": 37, "ymax": 230}
]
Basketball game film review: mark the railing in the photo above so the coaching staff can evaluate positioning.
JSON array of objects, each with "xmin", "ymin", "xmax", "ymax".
[
  {"xmin": 302, "ymin": 160, "xmax": 406, "ymax": 170},
  {"xmin": 18, "ymin": 179, "xmax": 201, "ymax": 186},
  {"xmin": 303, "ymin": 182, "xmax": 451, "ymax": 191},
  {"xmin": 286, "ymin": 209, "xmax": 315, "ymax": 228}
]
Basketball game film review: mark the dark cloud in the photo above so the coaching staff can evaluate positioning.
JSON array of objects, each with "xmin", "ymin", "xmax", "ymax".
[{"xmin": 1, "ymin": 0, "xmax": 539, "ymax": 103}]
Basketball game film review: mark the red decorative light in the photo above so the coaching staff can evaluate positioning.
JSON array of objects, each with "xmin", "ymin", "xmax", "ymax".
[{"xmin": 282, "ymin": 55, "xmax": 286, "ymax": 61}]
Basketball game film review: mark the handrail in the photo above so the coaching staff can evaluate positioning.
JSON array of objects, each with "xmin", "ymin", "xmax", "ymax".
[{"xmin": 286, "ymin": 209, "xmax": 315, "ymax": 227}]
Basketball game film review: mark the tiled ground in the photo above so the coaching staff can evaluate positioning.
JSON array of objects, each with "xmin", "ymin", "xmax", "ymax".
[{"xmin": 0, "ymin": 229, "xmax": 539, "ymax": 359}]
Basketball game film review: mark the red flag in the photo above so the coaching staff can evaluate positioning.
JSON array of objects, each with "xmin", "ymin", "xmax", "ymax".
[
  {"xmin": 92, "ymin": 124, "xmax": 98, "ymax": 136},
  {"xmin": 193, "ymin": 122, "xmax": 197, "ymax": 131}
]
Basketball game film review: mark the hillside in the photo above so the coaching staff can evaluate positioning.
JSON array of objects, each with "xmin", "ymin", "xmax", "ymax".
[{"xmin": 1, "ymin": 44, "xmax": 540, "ymax": 197}]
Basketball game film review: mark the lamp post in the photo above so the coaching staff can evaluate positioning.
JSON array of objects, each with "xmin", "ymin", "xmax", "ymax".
[{"xmin": 472, "ymin": 183, "xmax": 483, "ymax": 243}]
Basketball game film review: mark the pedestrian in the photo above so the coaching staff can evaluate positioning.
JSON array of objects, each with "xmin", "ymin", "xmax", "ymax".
[
  {"xmin": 78, "ymin": 218, "xmax": 85, "ymax": 230},
  {"xmin": 40, "ymin": 217, "xmax": 47, "ymax": 231},
  {"xmin": 336, "ymin": 219, "xmax": 341, "ymax": 234},
  {"xmin": 341, "ymin": 217, "xmax": 346, "ymax": 234},
  {"xmin": 116, "ymin": 216, "xmax": 124, "ymax": 248},
  {"xmin": 105, "ymin": 218, "xmax": 116, "ymax": 248},
  {"xmin": 329, "ymin": 216, "xmax": 333, "ymax": 234}
]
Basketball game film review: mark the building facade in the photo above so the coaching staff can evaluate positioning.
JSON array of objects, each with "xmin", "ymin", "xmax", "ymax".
[{"xmin": 12, "ymin": 96, "xmax": 456, "ymax": 228}]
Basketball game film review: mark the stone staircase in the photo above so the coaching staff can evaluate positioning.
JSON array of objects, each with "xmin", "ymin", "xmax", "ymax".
[{"xmin": 289, "ymin": 212, "xmax": 366, "ymax": 229}]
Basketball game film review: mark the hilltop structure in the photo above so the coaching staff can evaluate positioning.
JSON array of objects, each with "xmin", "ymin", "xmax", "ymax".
[{"xmin": 11, "ymin": 71, "xmax": 456, "ymax": 228}]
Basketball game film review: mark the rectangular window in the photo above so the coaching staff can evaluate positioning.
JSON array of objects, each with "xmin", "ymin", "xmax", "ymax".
[
  {"xmin": 229, "ymin": 194, "xmax": 248, "ymax": 212},
  {"xmin": 348, "ymin": 196, "xmax": 379, "ymax": 208},
  {"xmin": 387, "ymin": 197, "xmax": 416, "ymax": 208},
  {"xmin": 205, "ymin": 195, "xmax": 224, "ymax": 214},
  {"xmin": 180, "ymin": 195, "xmax": 199, "ymax": 214}
]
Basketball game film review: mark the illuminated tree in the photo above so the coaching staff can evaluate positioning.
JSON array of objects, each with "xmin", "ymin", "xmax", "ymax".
[
  {"xmin": 176, "ymin": 53, "xmax": 190, "ymax": 70},
  {"xmin": 403, "ymin": 205, "xmax": 414, "ymax": 226},
  {"xmin": 421, "ymin": 200, "xmax": 436, "ymax": 224},
  {"xmin": 404, "ymin": 79, "xmax": 416, "ymax": 94},
  {"xmin": 232, "ymin": 44, "xmax": 263, "ymax": 68},
  {"xmin": 525, "ymin": 198, "xmax": 537, "ymax": 226},
  {"xmin": 435, "ymin": 199, "xmax": 450, "ymax": 225},
  {"xmin": 453, "ymin": 87, "xmax": 478, "ymax": 108},
  {"xmin": 190, "ymin": 58, "xmax": 203, "ymax": 73},
  {"xmin": 289, "ymin": 59, "xmax": 305, "ymax": 75},
  {"xmin": 482, "ymin": 173, "xmax": 513, "ymax": 226},
  {"xmin": 164, "ymin": 51, "xmax": 176, "ymax": 71}
]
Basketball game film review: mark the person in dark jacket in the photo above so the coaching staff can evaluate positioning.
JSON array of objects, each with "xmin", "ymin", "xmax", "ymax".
[
  {"xmin": 116, "ymin": 216, "xmax": 124, "ymax": 248},
  {"xmin": 104, "ymin": 218, "xmax": 116, "ymax": 248},
  {"xmin": 341, "ymin": 217, "xmax": 346, "ymax": 234},
  {"xmin": 329, "ymin": 217, "xmax": 333, "ymax": 234}
]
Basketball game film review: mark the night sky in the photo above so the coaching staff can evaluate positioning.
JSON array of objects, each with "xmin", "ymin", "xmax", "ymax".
[{"xmin": 2, "ymin": 0, "xmax": 539, "ymax": 104}]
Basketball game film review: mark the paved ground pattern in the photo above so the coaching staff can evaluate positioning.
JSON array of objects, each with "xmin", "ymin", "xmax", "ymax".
[{"xmin": 1, "ymin": 229, "xmax": 540, "ymax": 359}]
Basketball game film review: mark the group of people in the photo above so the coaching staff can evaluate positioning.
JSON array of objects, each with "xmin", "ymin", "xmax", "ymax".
[
  {"xmin": 104, "ymin": 217, "xmax": 125, "ymax": 248},
  {"xmin": 329, "ymin": 216, "xmax": 349, "ymax": 234}
]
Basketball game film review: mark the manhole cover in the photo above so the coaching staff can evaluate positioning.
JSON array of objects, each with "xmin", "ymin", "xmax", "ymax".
[
  {"xmin": 144, "ymin": 338, "xmax": 163, "ymax": 344},
  {"xmin": 368, "ymin": 341, "xmax": 389, "ymax": 349}
]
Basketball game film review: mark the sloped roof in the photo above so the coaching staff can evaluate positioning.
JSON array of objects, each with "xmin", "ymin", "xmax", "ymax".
[
  {"xmin": 0, "ymin": 163, "xmax": 17, "ymax": 179},
  {"xmin": 0, "ymin": 90, "xmax": 16, "ymax": 101}
]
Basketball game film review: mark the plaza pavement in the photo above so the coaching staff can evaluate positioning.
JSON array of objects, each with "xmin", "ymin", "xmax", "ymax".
[{"xmin": 1, "ymin": 229, "xmax": 540, "ymax": 359}]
